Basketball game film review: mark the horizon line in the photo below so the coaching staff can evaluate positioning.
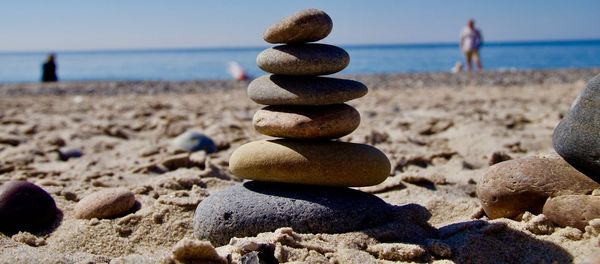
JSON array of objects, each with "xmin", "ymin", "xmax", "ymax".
[{"xmin": 1, "ymin": 38, "xmax": 599, "ymax": 55}]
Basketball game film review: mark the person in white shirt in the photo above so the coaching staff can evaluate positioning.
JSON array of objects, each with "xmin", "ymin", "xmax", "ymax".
[{"xmin": 460, "ymin": 19, "xmax": 483, "ymax": 72}]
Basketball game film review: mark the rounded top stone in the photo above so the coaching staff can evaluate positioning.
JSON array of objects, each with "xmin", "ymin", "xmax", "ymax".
[{"xmin": 263, "ymin": 8, "xmax": 333, "ymax": 44}]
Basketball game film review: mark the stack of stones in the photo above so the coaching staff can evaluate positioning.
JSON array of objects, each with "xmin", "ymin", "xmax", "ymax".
[{"xmin": 194, "ymin": 9, "xmax": 393, "ymax": 245}]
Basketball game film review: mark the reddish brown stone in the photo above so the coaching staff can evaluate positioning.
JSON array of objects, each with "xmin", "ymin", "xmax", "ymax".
[
  {"xmin": 477, "ymin": 154, "xmax": 599, "ymax": 219},
  {"xmin": 253, "ymin": 104, "xmax": 360, "ymax": 139},
  {"xmin": 543, "ymin": 195, "xmax": 600, "ymax": 230}
]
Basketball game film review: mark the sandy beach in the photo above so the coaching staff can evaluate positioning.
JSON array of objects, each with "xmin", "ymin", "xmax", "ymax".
[{"xmin": 1, "ymin": 68, "xmax": 600, "ymax": 263}]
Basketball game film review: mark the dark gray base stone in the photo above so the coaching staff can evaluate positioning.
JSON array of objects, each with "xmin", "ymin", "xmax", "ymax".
[
  {"xmin": 193, "ymin": 181, "xmax": 396, "ymax": 245},
  {"xmin": 553, "ymin": 74, "xmax": 600, "ymax": 181}
]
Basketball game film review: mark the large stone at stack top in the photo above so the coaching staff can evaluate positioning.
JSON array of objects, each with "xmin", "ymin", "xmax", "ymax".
[
  {"xmin": 553, "ymin": 74, "xmax": 600, "ymax": 181},
  {"xmin": 253, "ymin": 104, "xmax": 360, "ymax": 139},
  {"xmin": 248, "ymin": 75, "xmax": 368, "ymax": 105},
  {"xmin": 229, "ymin": 139, "xmax": 391, "ymax": 187},
  {"xmin": 263, "ymin": 8, "xmax": 333, "ymax": 44},
  {"xmin": 257, "ymin": 44, "xmax": 349, "ymax": 76}
]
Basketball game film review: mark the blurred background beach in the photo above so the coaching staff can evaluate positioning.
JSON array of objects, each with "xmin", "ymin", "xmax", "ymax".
[
  {"xmin": 2, "ymin": 41, "xmax": 600, "ymax": 82},
  {"xmin": 1, "ymin": 0, "xmax": 599, "ymax": 83}
]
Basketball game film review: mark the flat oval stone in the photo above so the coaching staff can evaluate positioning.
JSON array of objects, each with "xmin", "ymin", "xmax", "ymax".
[
  {"xmin": 74, "ymin": 188, "xmax": 136, "ymax": 219},
  {"xmin": 477, "ymin": 153, "xmax": 600, "ymax": 219},
  {"xmin": 263, "ymin": 8, "xmax": 333, "ymax": 44},
  {"xmin": 248, "ymin": 75, "xmax": 368, "ymax": 105},
  {"xmin": 257, "ymin": 44, "xmax": 349, "ymax": 76},
  {"xmin": 553, "ymin": 74, "xmax": 600, "ymax": 181},
  {"xmin": 229, "ymin": 139, "xmax": 390, "ymax": 187},
  {"xmin": 253, "ymin": 104, "xmax": 360, "ymax": 139},
  {"xmin": 193, "ymin": 181, "xmax": 394, "ymax": 245},
  {"xmin": 0, "ymin": 181, "xmax": 58, "ymax": 234},
  {"xmin": 543, "ymin": 195, "xmax": 600, "ymax": 230},
  {"xmin": 171, "ymin": 131, "xmax": 216, "ymax": 153},
  {"xmin": 57, "ymin": 147, "xmax": 83, "ymax": 161}
]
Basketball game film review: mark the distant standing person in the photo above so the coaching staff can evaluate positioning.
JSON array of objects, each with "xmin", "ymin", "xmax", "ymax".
[
  {"xmin": 41, "ymin": 53, "xmax": 58, "ymax": 82},
  {"xmin": 460, "ymin": 19, "xmax": 483, "ymax": 72}
]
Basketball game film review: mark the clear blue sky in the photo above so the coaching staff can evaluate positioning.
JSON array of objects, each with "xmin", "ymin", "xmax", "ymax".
[{"xmin": 2, "ymin": 0, "xmax": 599, "ymax": 52}]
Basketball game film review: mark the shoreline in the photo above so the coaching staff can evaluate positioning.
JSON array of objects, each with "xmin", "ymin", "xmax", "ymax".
[
  {"xmin": 3, "ymin": 38, "xmax": 599, "ymax": 55},
  {"xmin": 1, "ymin": 68, "xmax": 598, "ymax": 96}
]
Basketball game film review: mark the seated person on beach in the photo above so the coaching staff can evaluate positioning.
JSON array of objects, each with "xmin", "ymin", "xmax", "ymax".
[
  {"xmin": 41, "ymin": 54, "xmax": 58, "ymax": 82},
  {"xmin": 228, "ymin": 61, "xmax": 250, "ymax": 81},
  {"xmin": 451, "ymin": 61, "xmax": 464, "ymax": 73},
  {"xmin": 460, "ymin": 19, "xmax": 483, "ymax": 72}
]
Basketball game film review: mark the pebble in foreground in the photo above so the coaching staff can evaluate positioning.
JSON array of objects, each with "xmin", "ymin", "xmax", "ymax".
[
  {"xmin": 553, "ymin": 74, "xmax": 600, "ymax": 181},
  {"xmin": 193, "ymin": 182, "xmax": 394, "ymax": 246},
  {"xmin": 0, "ymin": 181, "xmax": 58, "ymax": 235},
  {"xmin": 477, "ymin": 153, "xmax": 599, "ymax": 219},
  {"xmin": 74, "ymin": 188, "xmax": 136, "ymax": 219},
  {"xmin": 478, "ymin": 74, "xmax": 600, "ymax": 232}
]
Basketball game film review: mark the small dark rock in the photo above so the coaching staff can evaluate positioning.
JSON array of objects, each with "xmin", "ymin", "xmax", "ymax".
[
  {"xmin": 63, "ymin": 191, "xmax": 78, "ymax": 201},
  {"xmin": 57, "ymin": 147, "xmax": 83, "ymax": 161},
  {"xmin": 0, "ymin": 181, "xmax": 58, "ymax": 235},
  {"xmin": 488, "ymin": 151, "xmax": 512, "ymax": 165},
  {"xmin": 240, "ymin": 250, "xmax": 278, "ymax": 264},
  {"xmin": 171, "ymin": 131, "xmax": 216, "ymax": 153},
  {"xmin": 0, "ymin": 133, "xmax": 23, "ymax": 146},
  {"xmin": 160, "ymin": 153, "xmax": 192, "ymax": 171},
  {"xmin": 46, "ymin": 136, "xmax": 66, "ymax": 147}
]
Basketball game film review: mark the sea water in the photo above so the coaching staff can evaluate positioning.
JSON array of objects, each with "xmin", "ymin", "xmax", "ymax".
[{"xmin": 0, "ymin": 40, "xmax": 599, "ymax": 83}]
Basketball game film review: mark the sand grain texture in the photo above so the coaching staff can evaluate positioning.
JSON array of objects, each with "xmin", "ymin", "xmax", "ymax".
[{"xmin": 0, "ymin": 69, "xmax": 599, "ymax": 263}]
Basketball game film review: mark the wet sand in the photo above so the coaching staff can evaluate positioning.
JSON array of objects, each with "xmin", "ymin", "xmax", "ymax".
[{"xmin": 0, "ymin": 68, "xmax": 599, "ymax": 263}]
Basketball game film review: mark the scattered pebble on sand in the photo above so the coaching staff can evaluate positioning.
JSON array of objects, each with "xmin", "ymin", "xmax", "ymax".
[{"xmin": 74, "ymin": 187, "xmax": 136, "ymax": 219}]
